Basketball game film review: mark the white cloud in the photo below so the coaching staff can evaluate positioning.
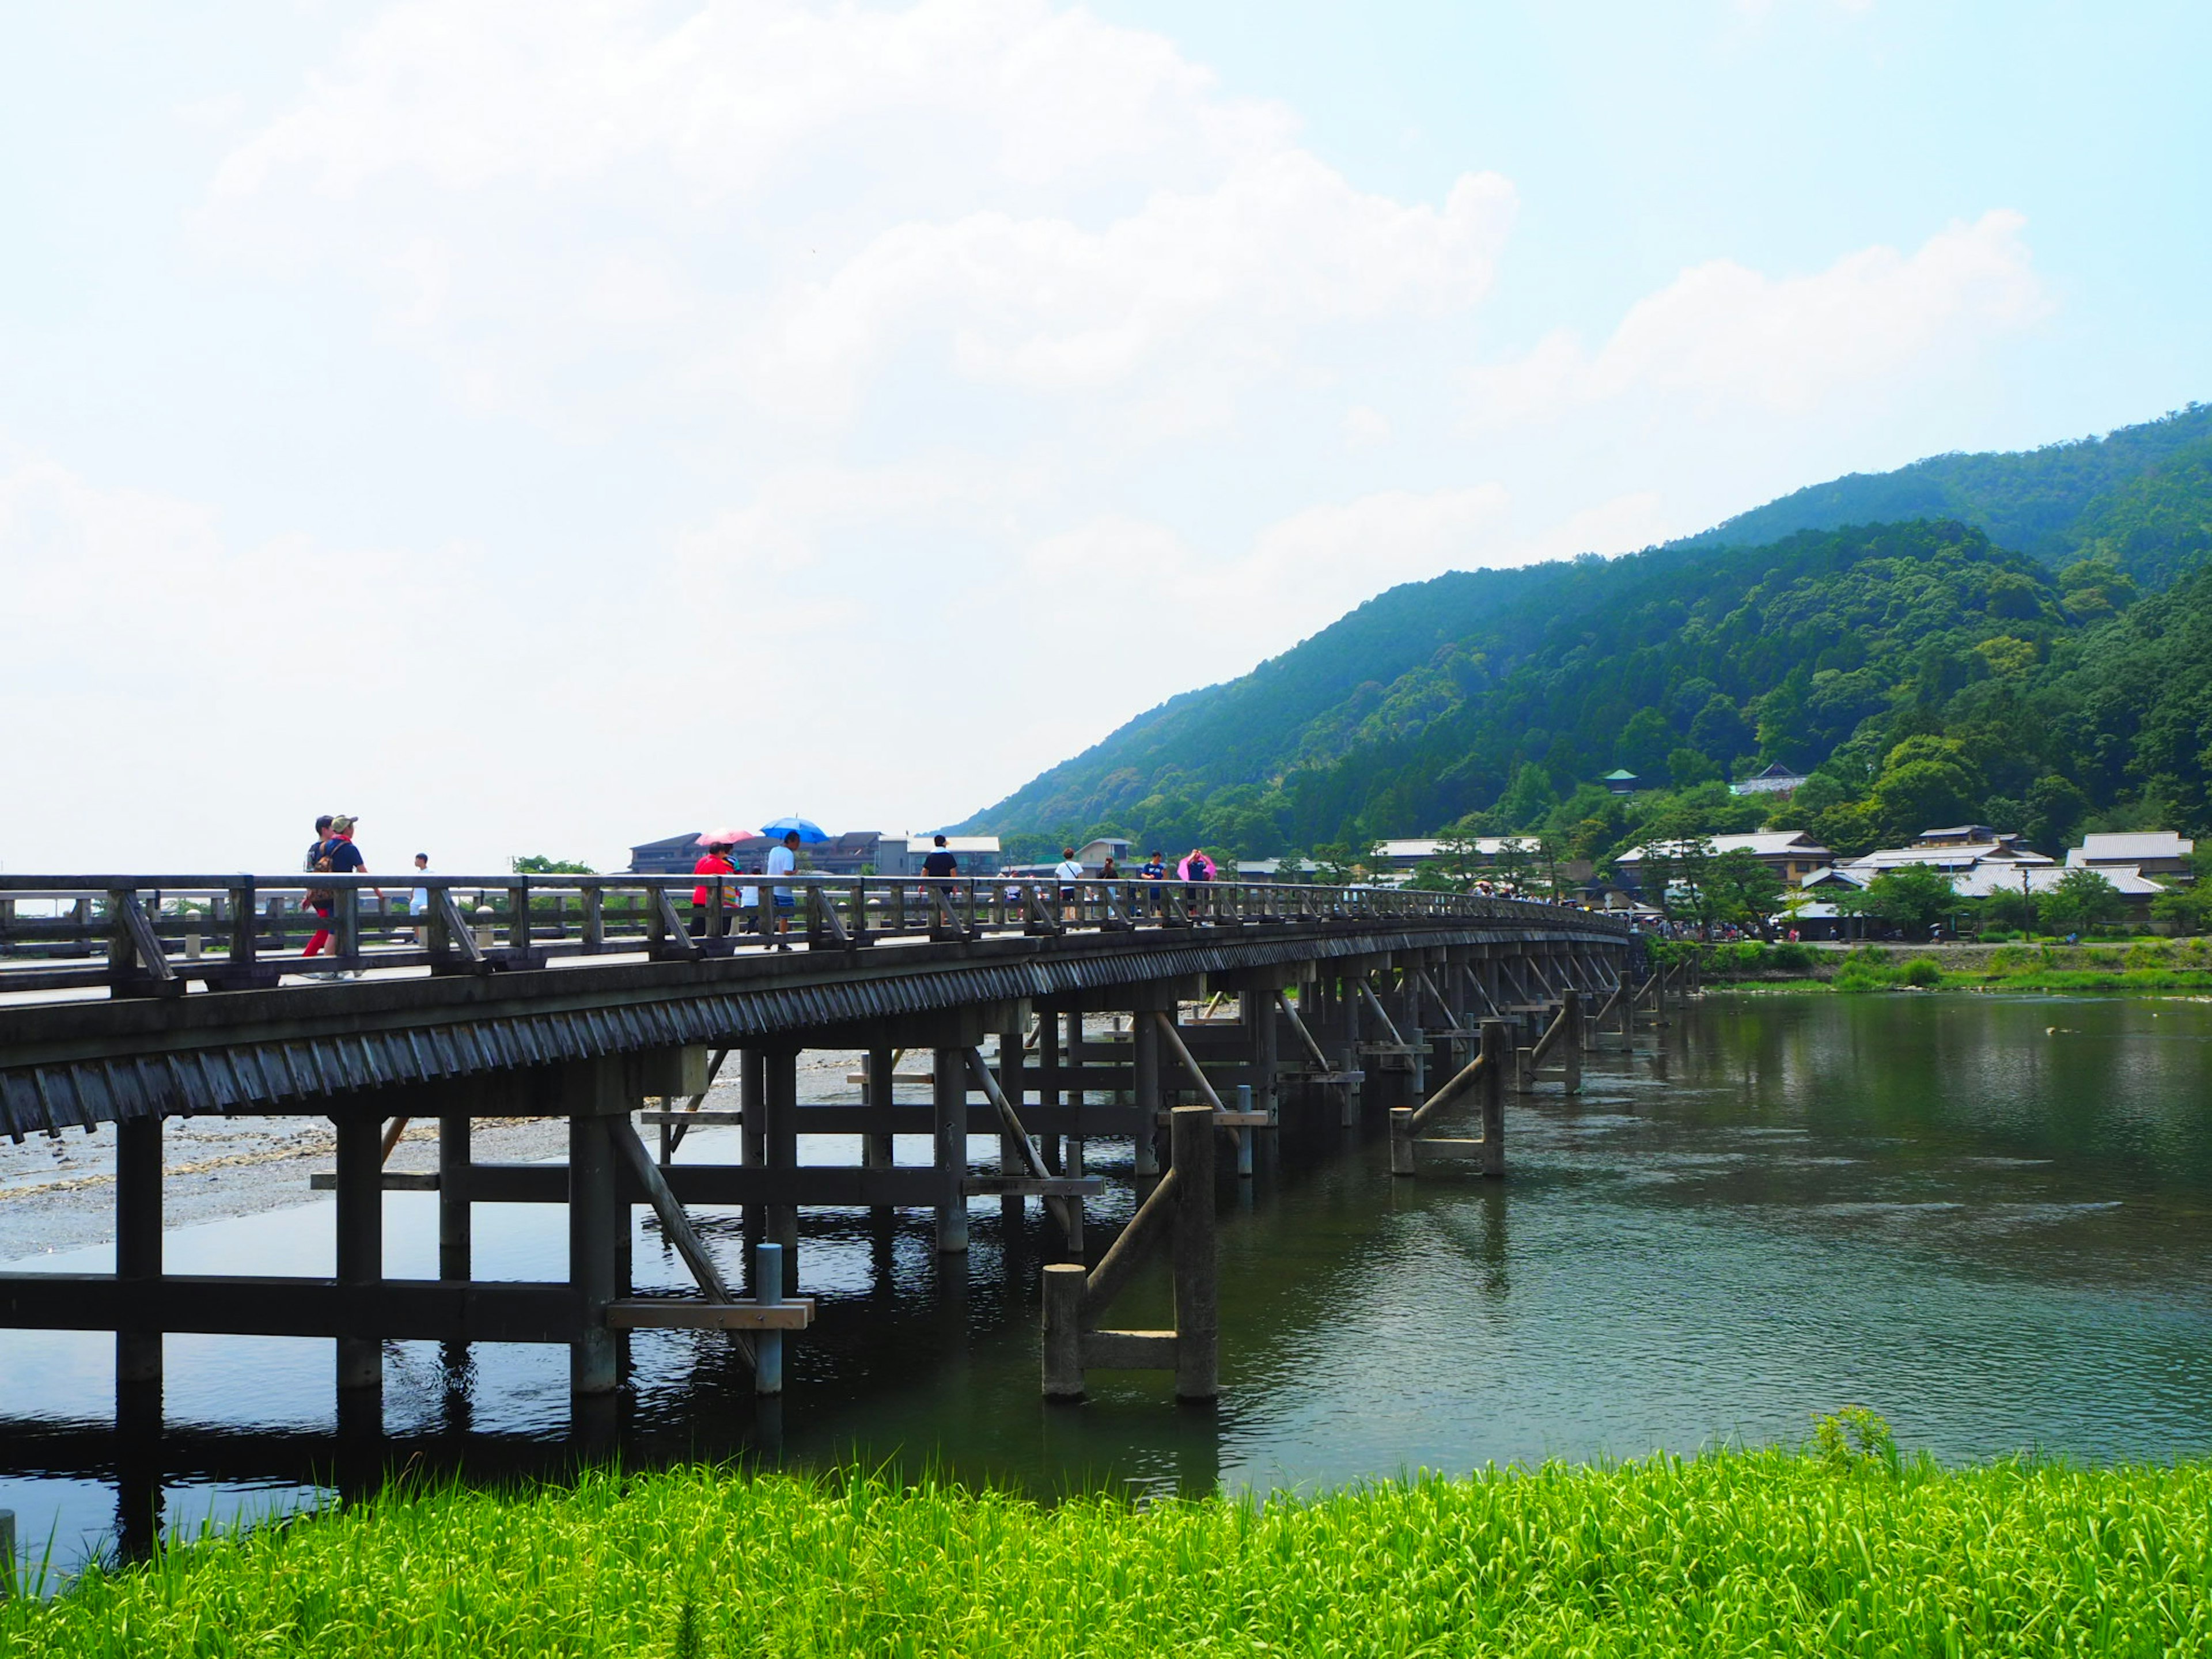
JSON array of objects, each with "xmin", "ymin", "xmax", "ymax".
[
  {"xmin": 1466, "ymin": 210, "xmax": 2048, "ymax": 426},
  {"xmin": 1342, "ymin": 404, "xmax": 1392, "ymax": 449},
  {"xmin": 201, "ymin": 0, "xmax": 1514, "ymax": 435}
]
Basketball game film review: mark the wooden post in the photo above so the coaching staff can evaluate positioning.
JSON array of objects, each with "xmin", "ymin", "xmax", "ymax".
[
  {"xmin": 933, "ymin": 1047, "xmax": 968, "ymax": 1253},
  {"xmin": 1041, "ymin": 1262, "xmax": 1085, "ymax": 1399},
  {"xmin": 568, "ymin": 1080, "xmax": 620, "ymax": 1395},
  {"xmin": 438, "ymin": 1113, "xmax": 471, "ymax": 1281},
  {"xmin": 764, "ymin": 1047, "xmax": 799, "ymax": 1287},
  {"xmin": 1478, "ymin": 1020, "xmax": 1508, "ymax": 1178},
  {"xmin": 1389, "ymin": 1104, "xmax": 1415, "ymax": 1175},
  {"xmin": 863, "ymin": 1046, "xmax": 896, "ymax": 1173},
  {"xmin": 115, "ymin": 1116, "xmax": 161, "ymax": 1388},
  {"xmin": 335, "ymin": 1110, "xmax": 383, "ymax": 1395},
  {"xmin": 1131, "ymin": 1006, "xmax": 1161, "ymax": 1176},
  {"xmin": 1169, "ymin": 1105, "xmax": 1218, "ymax": 1401},
  {"xmin": 1247, "ymin": 989, "xmax": 1278, "ymax": 1127},
  {"xmin": 999, "ymin": 1025, "xmax": 1028, "ymax": 1232},
  {"xmin": 740, "ymin": 1047, "xmax": 766, "ymax": 1245},
  {"xmin": 1341, "ymin": 969, "xmax": 1363, "ymax": 1126},
  {"xmin": 753, "ymin": 1242, "xmax": 785, "ymax": 1396},
  {"xmin": 1562, "ymin": 988, "xmax": 1583, "ymax": 1092}
]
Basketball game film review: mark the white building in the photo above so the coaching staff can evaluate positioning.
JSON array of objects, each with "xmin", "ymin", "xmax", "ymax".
[
  {"xmin": 1729, "ymin": 762, "xmax": 1810, "ymax": 796},
  {"xmin": 878, "ymin": 835, "xmax": 1003, "ymax": 877},
  {"xmin": 1614, "ymin": 830, "xmax": 1832, "ymax": 889},
  {"xmin": 2067, "ymin": 832, "xmax": 2195, "ymax": 881}
]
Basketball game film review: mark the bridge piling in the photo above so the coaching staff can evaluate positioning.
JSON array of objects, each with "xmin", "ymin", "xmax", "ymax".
[
  {"xmin": 115, "ymin": 1115, "xmax": 161, "ymax": 1391},
  {"xmin": 438, "ymin": 1113, "xmax": 471, "ymax": 1281},
  {"xmin": 335, "ymin": 1109, "xmax": 384, "ymax": 1397},
  {"xmin": 566, "ymin": 1078, "xmax": 621, "ymax": 1396},
  {"xmin": 932, "ymin": 1048, "xmax": 968, "ymax": 1254}
]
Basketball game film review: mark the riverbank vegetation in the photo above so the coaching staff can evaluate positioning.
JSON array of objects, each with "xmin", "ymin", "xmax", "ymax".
[
  {"xmin": 9, "ymin": 1423, "xmax": 2212, "ymax": 1656},
  {"xmin": 1696, "ymin": 937, "xmax": 2212, "ymax": 993}
]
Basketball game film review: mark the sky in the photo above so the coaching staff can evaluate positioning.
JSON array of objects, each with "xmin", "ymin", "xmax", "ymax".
[{"xmin": 2, "ymin": 0, "xmax": 2207, "ymax": 874}]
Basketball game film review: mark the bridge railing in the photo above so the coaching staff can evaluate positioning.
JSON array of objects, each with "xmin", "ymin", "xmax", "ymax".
[{"xmin": 0, "ymin": 872, "xmax": 1628, "ymax": 999}]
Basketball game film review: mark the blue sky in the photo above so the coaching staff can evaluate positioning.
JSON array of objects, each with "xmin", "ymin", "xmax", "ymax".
[{"xmin": 2, "ymin": 1, "xmax": 2205, "ymax": 872}]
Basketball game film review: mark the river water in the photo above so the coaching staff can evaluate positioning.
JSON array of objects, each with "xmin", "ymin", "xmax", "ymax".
[{"xmin": 2, "ymin": 990, "xmax": 2209, "ymax": 1571}]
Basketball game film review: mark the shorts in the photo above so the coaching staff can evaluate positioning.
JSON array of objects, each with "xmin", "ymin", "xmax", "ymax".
[{"xmin": 774, "ymin": 895, "xmax": 796, "ymax": 910}]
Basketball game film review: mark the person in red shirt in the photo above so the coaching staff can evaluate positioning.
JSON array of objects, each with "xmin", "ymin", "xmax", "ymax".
[{"xmin": 691, "ymin": 840, "xmax": 739, "ymax": 937}]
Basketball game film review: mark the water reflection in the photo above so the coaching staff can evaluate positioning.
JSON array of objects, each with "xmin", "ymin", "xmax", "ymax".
[{"xmin": 4, "ymin": 991, "xmax": 2212, "ymax": 1571}]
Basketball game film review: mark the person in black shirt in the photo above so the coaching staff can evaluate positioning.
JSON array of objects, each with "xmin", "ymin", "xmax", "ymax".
[{"xmin": 921, "ymin": 834, "xmax": 959, "ymax": 879}]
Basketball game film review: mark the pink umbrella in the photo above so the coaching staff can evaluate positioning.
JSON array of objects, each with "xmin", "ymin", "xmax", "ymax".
[{"xmin": 696, "ymin": 827, "xmax": 754, "ymax": 847}]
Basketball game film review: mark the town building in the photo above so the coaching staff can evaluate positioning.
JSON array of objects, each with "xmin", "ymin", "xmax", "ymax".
[
  {"xmin": 1613, "ymin": 830, "xmax": 1833, "ymax": 891},
  {"xmin": 629, "ymin": 830, "xmax": 989, "ymax": 878},
  {"xmin": 2067, "ymin": 831, "xmax": 2196, "ymax": 882},
  {"xmin": 1729, "ymin": 762, "xmax": 1809, "ymax": 796},
  {"xmin": 875, "ymin": 835, "xmax": 1006, "ymax": 877}
]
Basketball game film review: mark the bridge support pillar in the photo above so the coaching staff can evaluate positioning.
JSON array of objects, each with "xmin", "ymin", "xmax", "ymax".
[
  {"xmin": 1340, "ymin": 970, "xmax": 1363, "ymax": 1127},
  {"xmin": 567, "ymin": 1069, "xmax": 622, "ymax": 1396},
  {"xmin": 862, "ymin": 1046, "xmax": 896, "ymax": 1190},
  {"xmin": 115, "ymin": 1115, "xmax": 161, "ymax": 1392},
  {"xmin": 764, "ymin": 1047, "xmax": 800, "ymax": 1291},
  {"xmin": 1131, "ymin": 1006, "xmax": 1161, "ymax": 1176},
  {"xmin": 1478, "ymin": 1021, "xmax": 1508, "ymax": 1178},
  {"xmin": 438, "ymin": 1112, "xmax": 471, "ymax": 1281},
  {"xmin": 740, "ymin": 1047, "xmax": 766, "ymax": 1249},
  {"xmin": 933, "ymin": 1047, "xmax": 968, "ymax": 1253},
  {"xmin": 335, "ymin": 1108, "xmax": 384, "ymax": 1398}
]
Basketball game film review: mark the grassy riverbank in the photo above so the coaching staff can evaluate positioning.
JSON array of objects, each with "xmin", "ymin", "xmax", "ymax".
[
  {"xmin": 9, "ymin": 1431, "xmax": 2212, "ymax": 1656},
  {"xmin": 1698, "ymin": 937, "xmax": 2212, "ymax": 994}
]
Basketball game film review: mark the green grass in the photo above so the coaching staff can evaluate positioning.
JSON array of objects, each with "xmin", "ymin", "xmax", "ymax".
[
  {"xmin": 10, "ymin": 1434, "xmax": 2212, "ymax": 1656},
  {"xmin": 1702, "ymin": 938, "xmax": 2212, "ymax": 994}
]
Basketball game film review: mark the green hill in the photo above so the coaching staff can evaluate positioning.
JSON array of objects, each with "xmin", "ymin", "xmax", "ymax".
[{"xmin": 963, "ymin": 405, "xmax": 2212, "ymax": 865}]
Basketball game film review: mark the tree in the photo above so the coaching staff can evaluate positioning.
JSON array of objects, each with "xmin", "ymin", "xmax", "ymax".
[
  {"xmin": 1836, "ymin": 862, "xmax": 1959, "ymax": 938},
  {"xmin": 1496, "ymin": 763, "xmax": 1559, "ymax": 831},
  {"xmin": 1705, "ymin": 849, "xmax": 1785, "ymax": 932},
  {"xmin": 510, "ymin": 855, "xmax": 596, "ymax": 875},
  {"xmin": 1975, "ymin": 886, "xmax": 2040, "ymax": 935},
  {"xmin": 2040, "ymin": 868, "xmax": 2126, "ymax": 935},
  {"xmin": 1667, "ymin": 747, "xmax": 1721, "ymax": 789},
  {"xmin": 1311, "ymin": 841, "xmax": 1363, "ymax": 885},
  {"xmin": 1492, "ymin": 836, "xmax": 1535, "ymax": 894},
  {"xmin": 2150, "ymin": 884, "xmax": 2212, "ymax": 935},
  {"xmin": 1434, "ymin": 831, "xmax": 1488, "ymax": 890},
  {"xmin": 1871, "ymin": 736, "xmax": 1984, "ymax": 842},
  {"xmin": 1618, "ymin": 707, "xmax": 1673, "ymax": 778}
]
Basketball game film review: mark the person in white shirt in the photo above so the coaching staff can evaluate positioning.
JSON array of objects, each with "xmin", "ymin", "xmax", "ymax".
[
  {"xmin": 766, "ymin": 830, "xmax": 801, "ymax": 948},
  {"xmin": 397, "ymin": 852, "xmax": 432, "ymax": 942},
  {"xmin": 1054, "ymin": 846, "xmax": 1086, "ymax": 923}
]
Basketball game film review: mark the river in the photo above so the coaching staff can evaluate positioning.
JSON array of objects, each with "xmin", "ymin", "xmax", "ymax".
[{"xmin": 2, "ymin": 990, "xmax": 2208, "ymax": 1570}]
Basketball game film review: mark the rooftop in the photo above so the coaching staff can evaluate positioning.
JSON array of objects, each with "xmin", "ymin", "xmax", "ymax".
[{"xmin": 2069, "ymin": 831, "xmax": 2194, "ymax": 865}]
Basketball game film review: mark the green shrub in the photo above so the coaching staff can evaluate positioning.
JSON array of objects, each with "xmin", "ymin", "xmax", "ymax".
[{"xmin": 1902, "ymin": 957, "xmax": 1943, "ymax": 988}]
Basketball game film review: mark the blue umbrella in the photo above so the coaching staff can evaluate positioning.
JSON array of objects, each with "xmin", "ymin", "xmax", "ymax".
[{"xmin": 759, "ymin": 816, "xmax": 830, "ymax": 844}]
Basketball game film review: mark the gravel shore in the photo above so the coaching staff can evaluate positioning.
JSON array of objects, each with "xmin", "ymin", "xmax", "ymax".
[{"xmin": 0, "ymin": 1048, "xmax": 870, "ymax": 1262}]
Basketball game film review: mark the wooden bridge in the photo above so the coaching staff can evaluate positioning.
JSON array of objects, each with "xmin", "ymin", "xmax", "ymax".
[{"xmin": 0, "ymin": 870, "xmax": 1667, "ymax": 1431}]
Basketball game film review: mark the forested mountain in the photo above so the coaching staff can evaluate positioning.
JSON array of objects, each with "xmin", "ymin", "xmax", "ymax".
[{"xmin": 963, "ymin": 405, "xmax": 2212, "ymax": 866}]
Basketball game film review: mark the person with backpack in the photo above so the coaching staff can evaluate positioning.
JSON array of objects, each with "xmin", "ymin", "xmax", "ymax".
[{"xmin": 302, "ymin": 813, "xmax": 370, "ymax": 976}]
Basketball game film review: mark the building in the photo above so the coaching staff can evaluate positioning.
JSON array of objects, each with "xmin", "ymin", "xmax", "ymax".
[
  {"xmin": 628, "ymin": 832, "xmax": 704, "ymax": 875},
  {"xmin": 876, "ymin": 835, "xmax": 1005, "ymax": 877},
  {"xmin": 630, "ymin": 829, "xmax": 925, "ymax": 877},
  {"xmin": 2067, "ymin": 832, "xmax": 2196, "ymax": 882},
  {"xmin": 1729, "ymin": 762, "xmax": 1809, "ymax": 797},
  {"xmin": 999, "ymin": 837, "xmax": 1127, "ymax": 878},
  {"xmin": 1613, "ymin": 830, "xmax": 1833, "ymax": 891},
  {"xmin": 1372, "ymin": 836, "xmax": 1512, "ymax": 873},
  {"xmin": 1601, "ymin": 769, "xmax": 1640, "ymax": 796},
  {"xmin": 1843, "ymin": 826, "xmax": 2052, "ymax": 878}
]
